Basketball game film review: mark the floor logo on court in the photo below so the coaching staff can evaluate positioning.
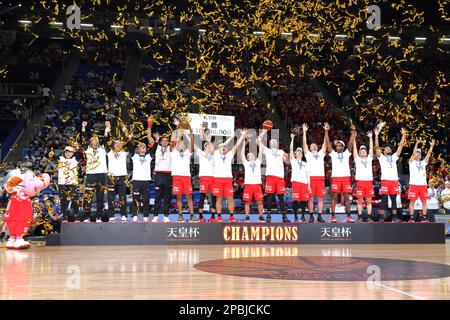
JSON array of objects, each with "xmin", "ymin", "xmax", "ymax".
[{"xmin": 194, "ymin": 256, "xmax": 450, "ymax": 281}]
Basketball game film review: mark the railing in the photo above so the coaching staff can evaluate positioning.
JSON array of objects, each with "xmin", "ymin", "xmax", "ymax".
[{"xmin": 0, "ymin": 83, "xmax": 41, "ymax": 97}]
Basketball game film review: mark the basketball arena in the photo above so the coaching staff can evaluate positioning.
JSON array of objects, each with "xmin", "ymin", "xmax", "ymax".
[{"xmin": 0, "ymin": 0, "xmax": 449, "ymax": 305}]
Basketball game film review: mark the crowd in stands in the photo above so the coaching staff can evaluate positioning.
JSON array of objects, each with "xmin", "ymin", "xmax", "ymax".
[
  {"xmin": 2, "ymin": 38, "xmax": 67, "ymax": 68},
  {"xmin": 19, "ymin": 42, "xmax": 129, "ymax": 169},
  {"xmin": 80, "ymin": 43, "xmax": 128, "ymax": 68},
  {"xmin": 1, "ymin": 38, "xmax": 449, "ymax": 235},
  {"xmin": 0, "ymin": 98, "xmax": 35, "ymax": 119},
  {"xmin": 325, "ymin": 44, "xmax": 449, "ymax": 164}
]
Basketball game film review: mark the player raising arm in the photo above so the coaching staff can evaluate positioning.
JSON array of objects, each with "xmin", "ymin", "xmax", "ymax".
[
  {"xmin": 353, "ymin": 131, "xmax": 374, "ymax": 222},
  {"xmin": 374, "ymin": 124, "xmax": 407, "ymax": 222},
  {"xmin": 408, "ymin": 139, "xmax": 435, "ymax": 222},
  {"xmin": 302, "ymin": 122, "xmax": 329, "ymax": 223}
]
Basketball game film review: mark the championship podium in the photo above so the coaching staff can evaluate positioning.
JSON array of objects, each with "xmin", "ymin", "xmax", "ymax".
[{"xmin": 60, "ymin": 219, "xmax": 445, "ymax": 245}]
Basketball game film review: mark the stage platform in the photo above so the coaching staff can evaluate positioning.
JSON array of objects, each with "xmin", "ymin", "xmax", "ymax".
[{"xmin": 59, "ymin": 220, "xmax": 446, "ymax": 245}]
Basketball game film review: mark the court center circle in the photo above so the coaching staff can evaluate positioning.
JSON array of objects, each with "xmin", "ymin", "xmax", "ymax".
[{"xmin": 194, "ymin": 256, "xmax": 450, "ymax": 281}]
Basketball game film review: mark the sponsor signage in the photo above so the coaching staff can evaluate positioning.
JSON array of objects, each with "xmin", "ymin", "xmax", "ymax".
[
  {"xmin": 222, "ymin": 224, "xmax": 298, "ymax": 243},
  {"xmin": 61, "ymin": 222, "xmax": 445, "ymax": 245},
  {"xmin": 187, "ymin": 113, "xmax": 235, "ymax": 137},
  {"xmin": 320, "ymin": 226, "xmax": 352, "ymax": 241},
  {"xmin": 166, "ymin": 226, "xmax": 200, "ymax": 242}
]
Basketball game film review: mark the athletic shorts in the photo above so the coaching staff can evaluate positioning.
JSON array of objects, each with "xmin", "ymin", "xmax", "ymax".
[
  {"xmin": 172, "ymin": 175, "xmax": 193, "ymax": 195},
  {"xmin": 331, "ymin": 177, "xmax": 352, "ymax": 193},
  {"xmin": 199, "ymin": 176, "xmax": 214, "ymax": 194},
  {"xmin": 356, "ymin": 180, "xmax": 374, "ymax": 199},
  {"xmin": 265, "ymin": 175, "xmax": 286, "ymax": 194},
  {"xmin": 380, "ymin": 180, "xmax": 400, "ymax": 195},
  {"xmin": 292, "ymin": 181, "xmax": 311, "ymax": 201},
  {"xmin": 212, "ymin": 177, "xmax": 234, "ymax": 197},
  {"xmin": 310, "ymin": 176, "xmax": 326, "ymax": 197},
  {"xmin": 408, "ymin": 185, "xmax": 428, "ymax": 201},
  {"xmin": 243, "ymin": 184, "xmax": 263, "ymax": 202}
]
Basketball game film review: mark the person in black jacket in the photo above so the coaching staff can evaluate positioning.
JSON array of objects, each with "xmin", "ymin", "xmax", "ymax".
[{"xmin": 150, "ymin": 131, "xmax": 172, "ymax": 222}]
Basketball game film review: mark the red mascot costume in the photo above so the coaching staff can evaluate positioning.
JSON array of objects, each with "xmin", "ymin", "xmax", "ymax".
[{"xmin": 3, "ymin": 169, "xmax": 50, "ymax": 249}]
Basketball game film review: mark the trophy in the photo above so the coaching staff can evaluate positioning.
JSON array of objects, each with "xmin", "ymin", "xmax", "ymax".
[
  {"xmin": 377, "ymin": 121, "xmax": 386, "ymax": 131},
  {"xmin": 291, "ymin": 125, "xmax": 301, "ymax": 135},
  {"xmin": 177, "ymin": 113, "xmax": 191, "ymax": 130}
]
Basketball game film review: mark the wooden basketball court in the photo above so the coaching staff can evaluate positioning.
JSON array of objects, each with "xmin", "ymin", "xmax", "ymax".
[{"xmin": 1, "ymin": 241, "xmax": 450, "ymax": 300}]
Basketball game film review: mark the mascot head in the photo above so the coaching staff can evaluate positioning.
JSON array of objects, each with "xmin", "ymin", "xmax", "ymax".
[
  {"xmin": 4, "ymin": 168, "xmax": 50, "ymax": 198},
  {"xmin": 4, "ymin": 169, "xmax": 23, "ymax": 194}
]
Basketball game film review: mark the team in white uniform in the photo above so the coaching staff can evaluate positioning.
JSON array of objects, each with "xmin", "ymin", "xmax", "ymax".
[
  {"xmin": 408, "ymin": 139, "xmax": 435, "ymax": 221},
  {"xmin": 289, "ymin": 132, "xmax": 311, "ymax": 222},
  {"xmin": 258, "ymin": 129, "xmax": 290, "ymax": 222},
  {"xmin": 171, "ymin": 127, "xmax": 196, "ymax": 222},
  {"xmin": 56, "ymin": 118, "xmax": 439, "ymax": 224},
  {"xmin": 327, "ymin": 124, "xmax": 356, "ymax": 223},
  {"xmin": 241, "ymin": 134, "xmax": 264, "ymax": 222},
  {"xmin": 374, "ymin": 125, "xmax": 407, "ymax": 222},
  {"xmin": 353, "ymin": 131, "xmax": 374, "ymax": 221},
  {"xmin": 194, "ymin": 129, "xmax": 216, "ymax": 223}
]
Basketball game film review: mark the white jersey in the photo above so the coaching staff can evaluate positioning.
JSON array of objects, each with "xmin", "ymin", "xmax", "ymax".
[
  {"xmin": 263, "ymin": 148, "xmax": 285, "ymax": 178},
  {"xmin": 213, "ymin": 150, "xmax": 233, "ymax": 178},
  {"xmin": 378, "ymin": 153, "xmax": 399, "ymax": 181},
  {"xmin": 426, "ymin": 188, "xmax": 440, "ymax": 210},
  {"xmin": 330, "ymin": 150, "xmax": 351, "ymax": 178},
  {"xmin": 131, "ymin": 153, "xmax": 152, "ymax": 181},
  {"xmin": 171, "ymin": 149, "xmax": 192, "ymax": 177},
  {"xmin": 107, "ymin": 151, "xmax": 128, "ymax": 176},
  {"xmin": 154, "ymin": 145, "xmax": 171, "ymax": 172},
  {"xmin": 441, "ymin": 189, "xmax": 450, "ymax": 210},
  {"xmin": 243, "ymin": 159, "xmax": 262, "ymax": 185},
  {"xmin": 305, "ymin": 150, "xmax": 325, "ymax": 177},
  {"xmin": 196, "ymin": 150, "xmax": 214, "ymax": 177},
  {"xmin": 354, "ymin": 155, "xmax": 373, "ymax": 181},
  {"xmin": 409, "ymin": 160, "xmax": 427, "ymax": 186},
  {"xmin": 290, "ymin": 156, "xmax": 308, "ymax": 184},
  {"xmin": 57, "ymin": 156, "xmax": 78, "ymax": 185},
  {"xmin": 85, "ymin": 146, "xmax": 108, "ymax": 174}
]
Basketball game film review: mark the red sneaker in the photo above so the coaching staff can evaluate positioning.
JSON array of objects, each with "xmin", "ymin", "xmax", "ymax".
[
  {"xmin": 331, "ymin": 215, "xmax": 338, "ymax": 223},
  {"xmin": 229, "ymin": 215, "xmax": 236, "ymax": 223},
  {"xmin": 209, "ymin": 218, "xmax": 217, "ymax": 223},
  {"xmin": 199, "ymin": 217, "xmax": 205, "ymax": 223},
  {"xmin": 346, "ymin": 215, "xmax": 355, "ymax": 223},
  {"xmin": 217, "ymin": 215, "xmax": 223, "ymax": 222}
]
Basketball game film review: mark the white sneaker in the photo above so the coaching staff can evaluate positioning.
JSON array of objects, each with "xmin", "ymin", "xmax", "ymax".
[
  {"xmin": 163, "ymin": 216, "xmax": 170, "ymax": 223},
  {"xmin": 109, "ymin": 217, "xmax": 115, "ymax": 221},
  {"xmin": 96, "ymin": 219, "xmax": 102, "ymax": 223},
  {"xmin": 143, "ymin": 217, "xmax": 148, "ymax": 223},
  {"xmin": 14, "ymin": 238, "xmax": 31, "ymax": 249},
  {"xmin": 121, "ymin": 215, "xmax": 127, "ymax": 222},
  {"xmin": 83, "ymin": 219, "xmax": 90, "ymax": 223},
  {"xmin": 5, "ymin": 238, "xmax": 15, "ymax": 249},
  {"xmin": 152, "ymin": 216, "xmax": 159, "ymax": 223},
  {"xmin": 132, "ymin": 216, "xmax": 137, "ymax": 222}
]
